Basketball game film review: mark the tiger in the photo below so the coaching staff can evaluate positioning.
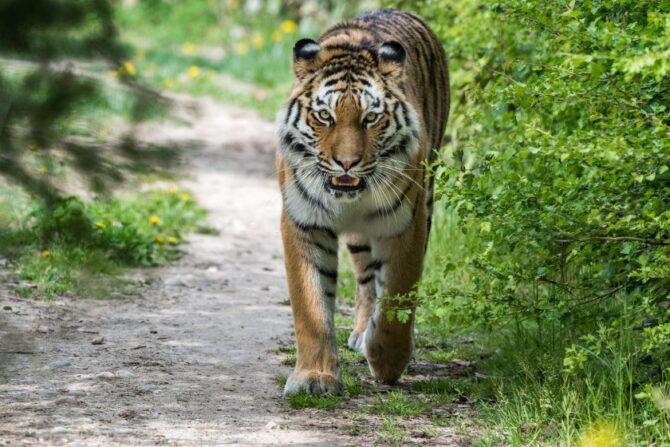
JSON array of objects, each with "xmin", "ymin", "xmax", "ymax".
[{"xmin": 276, "ymin": 8, "xmax": 450, "ymax": 395}]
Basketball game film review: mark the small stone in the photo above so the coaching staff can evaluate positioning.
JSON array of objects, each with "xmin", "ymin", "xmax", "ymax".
[
  {"xmin": 49, "ymin": 358, "xmax": 71, "ymax": 368},
  {"xmin": 91, "ymin": 336, "xmax": 105, "ymax": 345},
  {"xmin": 67, "ymin": 389, "xmax": 86, "ymax": 397},
  {"xmin": 96, "ymin": 372, "xmax": 115, "ymax": 380},
  {"xmin": 115, "ymin": 369, "xmax": 135, "ymax": 378},
  {"xmin": 38, "ymin": 389, "xmax": 58, "ymax": 398},
  {"xmin": 51, "ymin": 426, "xmax": 68, "ymax": 434},
  {"xmin": 55, "ymin": 397, "xmax": 75, "ymax": 405},
  {"xmin": 265, "ymin": 421, "xmax": 278, "ymax": 430},
  {"xmin": 36, "ymin": 326, "xmax": 50, "ymax": 334},
  {"xmin": 2, "ymin": 305, "xmax": 12, "ymax": 311},
  {"xmin": 139, "ymin": 384, "xmax": 158, "ymax": 393}
]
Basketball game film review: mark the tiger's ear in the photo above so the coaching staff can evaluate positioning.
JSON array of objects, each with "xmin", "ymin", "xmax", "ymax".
[
  {"xmin": 292, "ymin": 38, "xmax": 321, "ymax": 81},
  {"xmin": 378, "ymin": 41, "xmax": 406, "ymax": 80}
]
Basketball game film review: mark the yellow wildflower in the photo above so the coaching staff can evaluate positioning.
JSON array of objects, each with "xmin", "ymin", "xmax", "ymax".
[
  {"xmin": 180, "ymin": 193, "xmax": 190, "ymax": 202},
  {"xmin": 38, "ymin": 166, "xmax": 48, "ymax": 174},
  {"xmin": 578, "ymin": 421, "xmax": 623, "ymax": 447},
  {"xmin": 168, "ymin": 186, "xmax": 179, "ymax": 194},
  {"xmin": 251, "ymin": 34, "xmax": 264, "ymax": 49},
  {"xmin": 149, "ymin": 215, "xmax": 161, "ymax": 225},
  {"xmin": 186, "ymin": 65, "xmax": 200, "ymax": 78},
  {"xmin": 236, "ymin": 42, "xmax": 249, "ymax": 55},
  {"xmin": 280, "ymin": 20, "xmax": 298, "ymax": 34},
  {"xmin": 95, "ymin": 221, "xmax": 106, "ymax": 229},
  {"xmin": 41, "ymin": 250, "xmax": 50, "ymax": 257},
  {"xmin": 167, "ymin": 236, "xmax": 177, "ymax": 245},
  {"xmin": 181, "ymin": 42, "xmax": 198, "ymax": 55},
  {"xmin": 122, "ymin": 61, "xmax": 137, "ymax": 76},
  {"xmin": 155, "ymin": 235, "xmax": 165, "ymax": 244},
  {"xmin": 163, "ymin": 78, "xmax": 176, "ymax": 89},
  {"xmin": 271, "ymin": 30, "xmax": 283, "ymax": 43}
]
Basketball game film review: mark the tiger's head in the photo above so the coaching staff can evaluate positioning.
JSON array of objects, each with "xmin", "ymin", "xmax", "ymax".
[{"xmin": 278, "ymin": 37, "xmax": 421, "ymax": 201}]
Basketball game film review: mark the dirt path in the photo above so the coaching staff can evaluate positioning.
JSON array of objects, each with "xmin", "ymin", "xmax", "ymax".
[{"xmin": 0, "ymin": 96, "xmax": 355, "ymax": 446}]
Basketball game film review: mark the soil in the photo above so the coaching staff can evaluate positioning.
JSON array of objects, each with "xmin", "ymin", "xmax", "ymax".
[{"xmin": 0, "ymin": 95, "xmax": 470, "ymax": 446}]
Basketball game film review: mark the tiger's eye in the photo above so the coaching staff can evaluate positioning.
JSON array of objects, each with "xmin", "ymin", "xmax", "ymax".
[
  {"xmin": 364, "ymin": 112, "xmax": 378, "ymax": 123},
  {"xmin": 318, "ymin": 110, "xmax": 331, "ymax": 121}
]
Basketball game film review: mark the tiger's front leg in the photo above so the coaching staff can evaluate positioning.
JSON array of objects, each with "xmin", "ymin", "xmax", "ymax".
[
  {"xmin": 363, "ymin": 205, "xmax": 428, "ymax": 383},
  {"xmin": 280, "ymin": 211, "xmax": 343, "ymax": 395}
]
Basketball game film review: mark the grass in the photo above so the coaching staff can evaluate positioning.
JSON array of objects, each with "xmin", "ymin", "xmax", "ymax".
[
  {"xmin": 0, "ymin": 186, "xmax": 205, "ymax": 298},
  {"xmin": 368, "ymin": 391, "xmax": 428, "ymax": 417}
]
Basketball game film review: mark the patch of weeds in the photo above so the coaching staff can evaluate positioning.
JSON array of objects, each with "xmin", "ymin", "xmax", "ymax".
[
  {"xmin": 342, "ymin": 366, "xmax": 365, "ymax": 397},
  {"xmin": 412, "ymin": 378, "xmax": 466, "ymax": 396},
  {"xmin": 281, "ymin": 353, "xmax": 296, "ymax": 367},
  {"xmin": 276, "ymin": 345, "xmax": 297, "ymax": 366},
  {"xmin": 378, "ymin": 416, "xmax": 406, "ymax": 446},
  {"xmin": 421, "ymin": 349, "xmax": 459, "ymax": 364},
  {"xmin": 419, "ymin": 425, "xmax": 440, "ymax": 438},
  {"xmin": 430, "ymin": 416, "xmax": 453, "ymax": 427},
  {"xmin": 0, "ymin": 186, "xmax": 205, "ymax": 298},
  {"xmin": 336, "ymin": 328, "xmax": 352, "ymax": 350},
  {"xmin": 368, "ymin": 391, "xmax": 429, "ymax": 417},
  {"xmin": 276, "ymin": 346, "xmax": 296, "ymax": 354},
  {"xmin": 339, "ymin": 348, "xmax": 366, "ymax": 364},
  {"xmin": 286, "ymin": 392, "xmax": 345, "ymax": 410},
  {"xmin": 275, "ymin": 376, "xmax": 287, "ymax": 388},
  {"xmin": 345, "ymin": 424, "xmax": 365, "ymax": 436}
]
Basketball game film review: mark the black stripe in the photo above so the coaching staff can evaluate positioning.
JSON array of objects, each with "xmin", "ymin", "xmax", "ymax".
[
  {"xmin": 347, "ymin": 244, "xmax": 371, "ymax": 254},
  {"xmin": 312, "ymin": 240, "xmax": 337, "ymax": 257},
  {"xmin": 317, "ymin": 266, "xmax": 338, "ymax": 281},
  {"xmin": 292, "ymin": 99, "xmax": 303, "ymax": 128},
  {"xmin": 288, "ymin": 214, "xmax": 337, "ymax": 239},
  {"xmin": 380, "ymin": 135, "xmax": 410, "ymax": 158},
  {"xmin": 365, "ymin": 259, "xmax": 383, "ymax": 271},
  {"xmin": 358, "ymin": 274, "xmax": 375, "ymax": 285},
  {"xmin": 325, "ymin": 290, "xmax": 336, "ymax": 299}
]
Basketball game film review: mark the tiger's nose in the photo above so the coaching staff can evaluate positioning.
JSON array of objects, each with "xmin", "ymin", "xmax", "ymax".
[{"xmin": 332, "ymin": 155, "xmax": 361, "ymax": 171}]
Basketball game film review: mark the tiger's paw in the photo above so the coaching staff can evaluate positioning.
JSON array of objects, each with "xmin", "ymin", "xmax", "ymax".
[
  {"xmin": 347, "ymin": 330, "xmax": 365, "ymax": 352},
  {"xmin": 363, "ymin": 315, "xmax": 412, "ymax": 384},
  {"xmin": 283, "ymin": 369, "xmax": 343, "ymax": 396}
]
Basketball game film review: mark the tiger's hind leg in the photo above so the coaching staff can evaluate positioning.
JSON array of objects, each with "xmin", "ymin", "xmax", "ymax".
[{"xmin": 343, "ymin": 234, "xmax": 377, "ymax": 352}]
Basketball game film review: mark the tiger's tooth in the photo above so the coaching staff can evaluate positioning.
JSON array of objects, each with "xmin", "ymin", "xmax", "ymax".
[
  {"xmin": 331, "ymin": 177, "xmax": 339, "ymax": 186},
  {"xmin": 351, "ymin": 178, "xmax": 360, "ymax": 186}
]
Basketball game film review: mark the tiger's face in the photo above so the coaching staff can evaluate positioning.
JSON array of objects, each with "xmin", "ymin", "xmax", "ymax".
[{"xmin": 278, "ymin": 39, "xmax": 420, "ymax": 202}]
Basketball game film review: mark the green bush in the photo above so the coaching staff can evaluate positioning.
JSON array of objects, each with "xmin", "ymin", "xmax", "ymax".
[
  {"xmin": 0, "ymin": 187, "xmax": 205, "ymax": 297},
  {"xmin": 388, "ymin": 0, "xmax": 670, "ymax": 444}
]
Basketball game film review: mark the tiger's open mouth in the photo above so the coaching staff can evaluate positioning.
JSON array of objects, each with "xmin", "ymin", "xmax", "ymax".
[{"xmin": 328, "ymin": 175, "xmax": 366, "ymax": 192}]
